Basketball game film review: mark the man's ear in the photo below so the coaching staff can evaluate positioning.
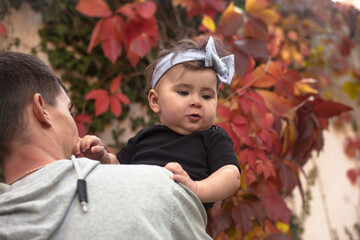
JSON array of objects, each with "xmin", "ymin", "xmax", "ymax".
[
  {"xmin": 148, "ymin": 89, "xmax": 160, "ymax": 113},
  {"xmin": 32, "ymin": 93, "xmax": 52, "ymax": 127}
]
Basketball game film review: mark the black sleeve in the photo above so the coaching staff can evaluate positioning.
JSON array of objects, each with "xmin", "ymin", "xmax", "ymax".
[
  {"xmin": 207, "ymin": 127, "xmax": 241, "ymax": 174},
  {"xmin": 116, "ymin": 136, "xmax": 135, "ymax": 164}
]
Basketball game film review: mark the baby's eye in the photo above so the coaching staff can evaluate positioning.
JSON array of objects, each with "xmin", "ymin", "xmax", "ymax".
[
  {"xmin": 202, "ymin": 94, "xmax": 213, "ymax": 100},
  {"xmin": 177, "ymin": 90, "xmax": 188, "ymax": 96}
]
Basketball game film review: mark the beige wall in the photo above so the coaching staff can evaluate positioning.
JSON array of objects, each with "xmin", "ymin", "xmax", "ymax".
[
  {"xmin": 2, "ymin": 2, "xmax": 359, "ymax": 239},
  {"xmin": 287, "ymin": 124, "xmax": 359, "ymax": 239}
]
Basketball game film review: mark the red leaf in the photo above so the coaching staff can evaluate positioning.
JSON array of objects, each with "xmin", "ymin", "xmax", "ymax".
[
  {"xmin": 255, "ymin": 149, "xmax": 267, "ymax": 161},
  {"xmin": 250, "ymin": 182, "xmax": 291, "ymax": 222},
  {"xmin": 233, "ymin": 46, "xmax": 251, "ymax": 77},
  {"xmin": 117, "ymin": 3, "xmax": 137, "ymax": 20},
  {"xmin": 94, "ymin": 95, "xmax": 110, "ymax": 116},
  {"xmin": 232, "ymin": 116, "xmax": 249, "ymax": 138},
  {"xmin": 244, "ymin": 196, "xmax": 266, "ymax": 222},
  {"xmin": 310, "ymin": 98, "xmax": 353, "ymax": 118},
  {"xmin": 234, "ymin": 38, "xmax": 269, "ymax": 60},
  {"xmin": 251, "ymin": 62, "xmax": 277, "ymax": 88},
  {"xmin": 0, "ymin": 23, "xmax": 7, "ymax": 37},
  {"xmin": 217, "ymin": 122, "xmax": 240, "ymax": 154},
  {"xmin": 110, "ymin": 97, "xmax": 122, "ymax": 117},
  {"xmin": 207, "ymin": 0, "xmax": 227, "ymax": 12},
  {"xmin": 277, "ymin": 162, "xmax": 298, "ymax": 196},
  {"xmin": 74, "ymin": 114, "xmax": 92, "ymax": 137},
  {"xmin": 217, "ymin": 105, "xmax": 232, "ymax": 121},
  {"xmin": 256, "ymin": 89, "xmax": 293, "ymax": 117},
  {"xmin": 75, "ymin": 0, "xmax": 112, "ymax": 18},
  {"xmin": 208, "ymin": 201, "xmax": 232, "ymax": 238},
  {"xmin": 114, "ymin": 93, "xmax": 130, "ymax": 105},
  {"xmin": 243, "ymin": 167, "xmax": 257, "ymax": 186},
  {"xmin": 182, "ymin": 0, "xmax": 226, "ymax": 19},
  {"xmin": 87, "ymin": 19, "xmax": 104, "ymax": 53},
  {"xmin": 136, "ymin": 1, "xmax": 157, "ymax": 19},
  {"xmin": 123, "ymin": 17, "xmax": 158, "ymax": 49},
  {"xmin": 110, "ymin": 75, "xmax": 122, "ymax": 93},
  {"xmin": 100, "ymin": 15, "xmax": 125, "ymax": 63},
  {"xmin": 263, "ymin": 113, "xmax": 274, "ymax": 128},
  {"xmin": 347, "ymin": 169, "xmax": 359, "ymax": 185},
  {"xmin": 239, "ymin": 148, "xmax": 256, "ymax": 169},
  {"xmin": 243, "ymin": 72, "xmax": 255, "ymax": 86},
  {"xmin": 126, "ymin": 49, "xmax": 139, "ymax": 66},
  {"xmin": 86, "ymin": 89, "xmax": 108, "ymax": 100},
  {"xmin": 75, "ymin": 114, "xmax": 92, "ymax": 124},
  {"xmin": 129, "ymin": 33, "xmax": 152, "ymax": 58},
  {"xmin": 246, "ymin": 90, "xmax": 267, "ymax": 117},
  {"xmin": 339, "ymin": 37, "xmax": 355, "ymax": 57},
  {"xmin": 244, "ymin": 18, "xmax": 268, "ymax": 40},
  {"xmin": 256, "ymin": 159, "xmax": 274, "ymax": 180},
  {"xmin": 344, "ymin": 136, "xmax": 360, "ymax": 158},
  {"xmin": 76, "ymin": 122, "xmax": 87, "ymax": 138},
  {"xmin": 231, "ymin": 201, "xmax": 254, "ymax": 237},
  {"xmin": 238, "ymin": 93, "xmax": 252, "ymax": 115},
  {"xmin": 216, "ymin": 2, "xmax": 244, "ymax": 36},
  {"xmin": 233, "ymin": 115, "xmax": 247, "ymax": 125}
]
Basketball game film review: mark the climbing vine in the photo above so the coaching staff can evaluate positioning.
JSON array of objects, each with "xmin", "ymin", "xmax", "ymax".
[{"xmin": 0, "ymin": 0, "xmax": 358, "ymax": 239}]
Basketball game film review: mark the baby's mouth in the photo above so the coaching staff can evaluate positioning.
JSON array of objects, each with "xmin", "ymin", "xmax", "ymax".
[{"xmin": 187, "ymin": 114, "xmax": 201, "ymax": 120}]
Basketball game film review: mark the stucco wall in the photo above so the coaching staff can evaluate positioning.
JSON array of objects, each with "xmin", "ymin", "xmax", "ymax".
[{"xmin": 287, "ymin": 124, "xmax": 359, "ymax": 239}]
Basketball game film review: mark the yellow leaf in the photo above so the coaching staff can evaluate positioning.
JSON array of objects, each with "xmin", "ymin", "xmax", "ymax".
[
  {"xmin": 281, "ymin": 47, "xmax": 291, "ymax": 64},
  {"xmin": 292, "ymin": 47, "xmax": 303, "ymax": 65},
  {"xmin": 280, "ymin": 120, "xmax": 295, "ymax": 157},
  {"xmin": 202, "ymin": 15, "xmax": 215, "ymax": 32},
  {"xmin": 294, "ymin": 81, "xmax": 318, "ymax": 96},
  {"xmin": 255, "ymin": 9, "xmax": 280, "ymax": 25},
  {"xmin": 343, "ymin": 81, "xmax": 360, "ymax": 100},
  {"xmin": 224, "ymin": 1, "xmax": 234, "ymax": 13},
  {"xmin": 245, "ymin": 0, "xmax": 269, "ymax": 15},
  {"xmin": 276, "ymin": 221, "xmax": 289, "ymax": 233}
]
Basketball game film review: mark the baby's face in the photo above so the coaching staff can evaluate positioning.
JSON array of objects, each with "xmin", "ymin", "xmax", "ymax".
[{"xmin": 154, "ymin": 64, "xmax": 218, "ymax": 135}]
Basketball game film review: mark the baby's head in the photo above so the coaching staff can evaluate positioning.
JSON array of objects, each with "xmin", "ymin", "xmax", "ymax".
[{"xmin": 145, "ymin": 36, "xmax": 234, "ymax": 135}]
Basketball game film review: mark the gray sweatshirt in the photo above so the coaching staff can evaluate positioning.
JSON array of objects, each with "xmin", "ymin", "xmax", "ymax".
[{"xmin": 0, "ymin": 158, "xmax": 211, "ymax": 240}]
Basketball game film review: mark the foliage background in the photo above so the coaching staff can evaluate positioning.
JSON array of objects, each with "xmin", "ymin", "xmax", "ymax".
[{"xmin": 0, "ymin": 0, "xmax": 359, "ymax": 239}]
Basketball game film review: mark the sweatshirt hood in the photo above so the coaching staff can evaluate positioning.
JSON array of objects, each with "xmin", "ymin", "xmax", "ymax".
[{"xmin": 0, "ymin": 158, "xmax": 99, "ymax": 239}]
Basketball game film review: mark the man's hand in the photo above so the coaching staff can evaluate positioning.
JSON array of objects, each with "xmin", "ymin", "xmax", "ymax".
[{"xmin": 164, "ymin": 162, "xmax": 198, "ymax": 195}]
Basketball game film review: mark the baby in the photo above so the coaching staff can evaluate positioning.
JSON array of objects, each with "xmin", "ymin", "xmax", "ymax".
[{"xmin": 76, "ymin": 36, "xmax": 241, "ymax": 209}]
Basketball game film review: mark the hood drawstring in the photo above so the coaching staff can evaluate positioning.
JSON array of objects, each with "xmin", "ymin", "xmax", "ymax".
[{"xmin": 71, "ymin": 155, "xmax": 88, "ymax": 213}]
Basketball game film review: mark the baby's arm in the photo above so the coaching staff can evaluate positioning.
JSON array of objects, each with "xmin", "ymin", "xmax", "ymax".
[
  {"xmin": 75, "ymin": 135, "xmax": 118, "ymax": 164},
  {"xmin": 164, "ymin": 163, "xmax": 240, "ymax": 203}
]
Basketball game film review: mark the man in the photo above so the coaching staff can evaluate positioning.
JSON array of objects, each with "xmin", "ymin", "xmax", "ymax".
[{"xmin": 0, "ymin": 51, "xmax": 211, "ymax": 240}]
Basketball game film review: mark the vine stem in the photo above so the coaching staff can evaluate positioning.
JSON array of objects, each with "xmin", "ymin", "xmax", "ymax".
[{"xmin": 311, "ymin": 157, "xmax": 339, "ymax": 240}]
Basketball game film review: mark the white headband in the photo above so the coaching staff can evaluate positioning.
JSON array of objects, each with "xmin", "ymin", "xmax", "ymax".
[{"xmin": 151, "ymin": 36, "xmax": 235, "ymax": 88}]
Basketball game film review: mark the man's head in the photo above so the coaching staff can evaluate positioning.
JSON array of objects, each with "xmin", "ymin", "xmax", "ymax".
[{"xmin": 0, "ymin": 51, "xmax": 77, "ymax": 164}]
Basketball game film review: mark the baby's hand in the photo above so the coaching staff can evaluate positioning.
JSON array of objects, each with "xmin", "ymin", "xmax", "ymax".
[
  {"xmin": 75, "ymin": 135, "xmax": 105, "ymax": 162},
  {"xmin": 164, "ymin": 162, "xmax": 198, "ymax": 195}
]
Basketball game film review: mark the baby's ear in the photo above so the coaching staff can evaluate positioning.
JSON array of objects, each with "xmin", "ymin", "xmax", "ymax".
[{"xmin": 148, "ymin": 89, "xmax": 160, "ymax": 113}]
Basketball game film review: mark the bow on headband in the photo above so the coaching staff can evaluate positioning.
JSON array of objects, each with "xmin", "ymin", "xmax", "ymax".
[{"xmin": 151, "ymin": 36, "xmax": 235, "ymax": 88}]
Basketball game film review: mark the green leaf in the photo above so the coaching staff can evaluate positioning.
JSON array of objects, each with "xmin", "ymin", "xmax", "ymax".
[{"xmin": 54, "ymin": 24, "xmax": 69, "ymax": 38}]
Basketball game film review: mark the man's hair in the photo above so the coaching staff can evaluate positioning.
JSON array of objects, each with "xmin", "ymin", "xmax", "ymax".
[
  {"xmin": 144, "ymin": 36, "xmax": 229, "ymax": 92},
  {"xmin": 0, "ymin": 51, "xmax": 65, "ymax": 164}
]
